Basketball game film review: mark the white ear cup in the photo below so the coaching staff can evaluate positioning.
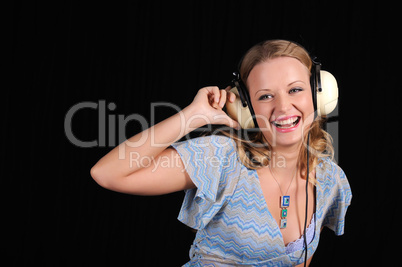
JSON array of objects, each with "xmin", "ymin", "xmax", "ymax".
[
  {"xmin": 317, "ymin": 70, "xmax": 339, "ymax": 116},
  {"xmin": 225, "ymin": 87, "xmax": 255, "ymax": 129}
]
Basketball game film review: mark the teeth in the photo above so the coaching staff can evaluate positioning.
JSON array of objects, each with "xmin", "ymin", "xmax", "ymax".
[
  {"xmin": 273, "ymin": 117, "xmax": 300, "ymax": 128},
  {"xmin": 275, "ymin": 117, "xmax": 298, "ymax": 125}
]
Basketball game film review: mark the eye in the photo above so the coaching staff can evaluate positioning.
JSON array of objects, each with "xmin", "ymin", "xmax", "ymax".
[
  {"xmin": 289, "ymin": 87, "xmax": 304, "ymax": 94},
  {"xmin": 258, "ymin": 94, "xmax": 273, "ymax": 101}
]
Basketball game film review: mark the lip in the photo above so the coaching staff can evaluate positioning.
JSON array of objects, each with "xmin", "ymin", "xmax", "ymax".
[
  {"xmin": 271, "ymin": 115, "xmax": 299, "ymax": 122},
  {"xmin": 271, "ymin": 115, "xmax": 301, "ymax": 133}
]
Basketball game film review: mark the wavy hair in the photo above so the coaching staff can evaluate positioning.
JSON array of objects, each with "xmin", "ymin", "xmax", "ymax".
[{"xmin": 220, "ymin": 40, "xmax": 334, "ymax": 182}]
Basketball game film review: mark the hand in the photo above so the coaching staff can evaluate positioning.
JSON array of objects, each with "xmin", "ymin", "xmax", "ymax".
[{"xmin": 187, "ymin": 86, "xmax": 240, "ymax": 129}]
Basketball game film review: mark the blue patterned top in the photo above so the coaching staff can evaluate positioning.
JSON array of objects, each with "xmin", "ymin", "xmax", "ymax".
[{"xmin": 172, "ymin": 135, "xmax": 352, "ymax": 266}]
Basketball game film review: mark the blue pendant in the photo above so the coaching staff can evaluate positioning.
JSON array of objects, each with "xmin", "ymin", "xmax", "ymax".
[
  {"xmin": 281, "ymin": 196, "xmax": 290, "ymax": 208},
  {"xmin": 280, "ymin": 218, "xmax": 287, "ymax": 229},
  {"xmin": 280, "ymin": 196, "xmax": 290, "ymax": 229},
  {"xmin": 281, "ymin": 208, "xmax": 288, "ymax": 218}
]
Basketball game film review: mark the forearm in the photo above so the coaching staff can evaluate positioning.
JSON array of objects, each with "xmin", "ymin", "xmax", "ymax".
[
  {"xmin": 90, "ymin": 86, "xmax": 238, "ymax": 191},
  {"xmin": 91, "ymin": 104, "xmax": 204, "ymax": 181}
]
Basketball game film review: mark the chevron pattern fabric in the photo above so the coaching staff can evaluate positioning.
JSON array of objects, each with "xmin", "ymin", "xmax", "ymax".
[{"xmin": 172, "ymin": 135, "xmax": 352, "ymax": 266}]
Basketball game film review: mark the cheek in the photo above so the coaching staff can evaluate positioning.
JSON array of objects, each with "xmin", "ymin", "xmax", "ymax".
[
  {"xmin": 299, "ymin": 95, "xmax": 315, "ymax": 125},
  {"xmin": 251, "ymin": 103, "xmax": 273, "ymax": 129}
]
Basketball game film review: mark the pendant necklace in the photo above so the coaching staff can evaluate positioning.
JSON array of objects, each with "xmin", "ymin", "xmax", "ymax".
[{"xmin": 268, "ymin": 166, "xmax": 297, "ymax": 229}]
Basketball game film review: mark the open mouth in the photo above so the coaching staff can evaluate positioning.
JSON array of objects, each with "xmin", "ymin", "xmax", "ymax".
[{"xmin": 272, "ymin": 116, "xmax": 301, "ymax": 129}]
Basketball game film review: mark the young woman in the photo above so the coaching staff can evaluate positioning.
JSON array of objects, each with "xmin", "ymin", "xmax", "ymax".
[{"xmin": 91, "ymin": 40, "xmax": 352, "ymax": 266}]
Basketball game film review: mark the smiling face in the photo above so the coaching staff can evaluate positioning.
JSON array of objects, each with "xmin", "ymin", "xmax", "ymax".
[{"xmin": 247, "ymin": 56, "xmax": 314, "ymax": 149}]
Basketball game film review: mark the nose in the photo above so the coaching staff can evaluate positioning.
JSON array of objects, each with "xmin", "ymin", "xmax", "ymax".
[{"xmin": 275, "ymin": 94, "xmax": 292, "ymax": 114}]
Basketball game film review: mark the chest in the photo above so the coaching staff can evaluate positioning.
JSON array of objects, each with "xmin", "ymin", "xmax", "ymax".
[
  {"xmin": 256, "ymin": 168, "xmax": 316, "ymax": 245},
  {"xmin": 201, "ymin": 168, "xmax": 319, "ymax": 262}
]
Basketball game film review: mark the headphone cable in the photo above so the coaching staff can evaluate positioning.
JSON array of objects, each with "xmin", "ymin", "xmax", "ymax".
[{"xmin": 303, "ymin": 132, "xmax": 310, "ymax": 267}]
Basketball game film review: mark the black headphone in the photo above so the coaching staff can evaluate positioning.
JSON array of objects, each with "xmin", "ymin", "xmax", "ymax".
[{"xmin": 226, "ymin": 42, "xmax": 339, "ymax": 129}]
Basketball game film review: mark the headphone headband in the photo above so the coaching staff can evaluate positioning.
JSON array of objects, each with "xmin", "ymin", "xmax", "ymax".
[
  {"xmin": 311, "ymin": 58, "xmax": 322, "ymax": 111},
  {"xmin": 226, "ymin": 40, "xmax": 339, "ymax": 129}
]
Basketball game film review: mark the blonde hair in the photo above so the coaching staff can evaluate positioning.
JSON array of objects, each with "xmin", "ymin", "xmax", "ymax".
[{"xmin": 221, "ymin": 40, "xmax": 334, "ymax": 181}]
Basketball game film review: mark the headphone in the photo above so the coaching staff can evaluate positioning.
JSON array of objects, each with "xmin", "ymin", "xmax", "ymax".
[{"xmin": 225, "ymin": 46, "xmax": 339, "ymax": 129}]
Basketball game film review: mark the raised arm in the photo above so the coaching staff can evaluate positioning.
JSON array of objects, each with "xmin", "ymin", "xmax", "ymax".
[{"xmin": 90, "ymin": 87, "xmax": 239, "ymax": 195}]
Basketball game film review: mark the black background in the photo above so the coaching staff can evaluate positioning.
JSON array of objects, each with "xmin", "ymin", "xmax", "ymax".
[{"xmin": 9, "ymin": 0, "xmax": 399, "ymax": 266}]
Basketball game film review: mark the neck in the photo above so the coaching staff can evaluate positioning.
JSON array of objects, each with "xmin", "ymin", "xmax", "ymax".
[{"xmin": 269, "ymin": 143, "xmax": 301, "ymax": 174}]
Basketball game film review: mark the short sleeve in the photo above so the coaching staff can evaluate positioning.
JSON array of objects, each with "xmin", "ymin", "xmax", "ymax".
[
  {"xmin": 171, "ymin": 135, "xmax": 241, "ymax": 230},
  {"xmin": 318, "ymin": 159, "xmax": 352, "ymax": 235}
]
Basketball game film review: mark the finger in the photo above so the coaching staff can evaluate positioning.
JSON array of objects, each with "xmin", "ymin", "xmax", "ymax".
[
  {"xmin": 212, "ymin": 86, "xmax": 220, "ymax": 103},
  {"xmin": 210, "ymin": 93, "xmax": 220, "ymax": 109},
  {"xmin": 218, "ymin": 89, "xmax": 227, "ymax": 108},
  {"xmin": 211, "ymin": 101, "xmax": 220, "ymax": 109},
  {"xmin": 205, "ymin": 87, "xmax": 218, "ymax": 106},
  {"xmin": 227, "ymin": 91, "xmax": 236, "ymax": 103},
  {"xmin": 224, "ymin": 85, "xmax": 232, "ymax": 91},
  {"xmin": 229, "ymin": 119, "xmax": 241, "ymax": 130},
  {"xmin": 214, "ymin": 113, "xmax": 241, "ymax": 130},
  {"xmin": 208, "ymin": 93, "xmax": 215, "ymax": 106}
]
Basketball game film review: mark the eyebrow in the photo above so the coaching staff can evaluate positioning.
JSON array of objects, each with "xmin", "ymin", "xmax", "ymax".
[
  {"xmin": 254, "ymin": 80, "xmax": 306, "ymax": 96},
  {"xmin": 288, "ymin": 80, "xmax": 306, "ymax": 86}
]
